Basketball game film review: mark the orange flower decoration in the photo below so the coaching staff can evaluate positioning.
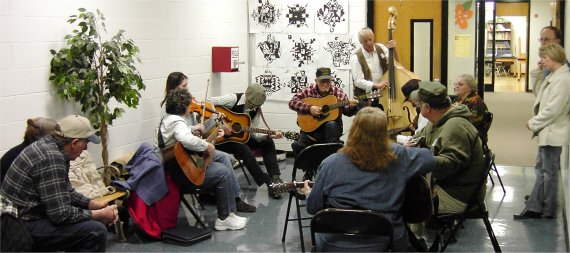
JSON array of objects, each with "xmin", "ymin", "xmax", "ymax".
[{"xmin": 455, "ymin": 2, "xmax": 474, "ymax": 29}]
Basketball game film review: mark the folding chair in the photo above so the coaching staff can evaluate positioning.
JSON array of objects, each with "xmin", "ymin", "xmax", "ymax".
[
  {"xmin": 310, "ymin": 208, "xmax": 394, "ymax": 252},
  {"xmin": 430, "ymin": 149, "xmax": 501, "ymax": 252},
  {"xmin": 180, "ymin": 188, "xmax": 207, "ymax": 229},
  {"xmin": 482, "ymin": 111, "xmax": 505, "ymax": 194},
  {"xmin": 281, "ymin": 142, "xmax": 344, "ymax": 252},
  {"xmin": 231, "ymin": 156, "xmax": 252, "ymax": 186}
]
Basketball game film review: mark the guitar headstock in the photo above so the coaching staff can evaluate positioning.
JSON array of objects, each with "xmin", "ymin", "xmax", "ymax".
[
  {"xmin": 283, "ymin": 131, "xmax": 299, "ymax": 141},
  {"xmin": 388, "ymin": 6, "xmax": 398, "ymax": 31},
  {"xmin": 366, "ymin": 90, "xmax": 382, "ymax": 100}
]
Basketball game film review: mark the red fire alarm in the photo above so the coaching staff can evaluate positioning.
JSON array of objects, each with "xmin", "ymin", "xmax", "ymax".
[{"xmin": 212, "ymin": 46, "xmax": 241, "ymax": 72}]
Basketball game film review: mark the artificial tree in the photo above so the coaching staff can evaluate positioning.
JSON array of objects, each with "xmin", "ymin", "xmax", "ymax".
[{"xmin": 50, "ymin": 8, "xmax": 145, "ymax": 166}]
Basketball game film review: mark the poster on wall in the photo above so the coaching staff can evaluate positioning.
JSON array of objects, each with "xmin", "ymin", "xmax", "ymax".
[
  {"xmin": 314, "ymin": 0, "xmax": 349, "ymax": 34},
  {"xmin": 249, "ymin": 0, "xmax": 283, "ymax": 33},
  {"xmin": 249, "ymin": 0, "xmax": 351, "ymax": 101},
  {"xmin": 254, "ymin": 33, "xmax": 288, "ymax": 67},
  {"xmin": 282, "ymin": 0, "xmax": 315, "ymax": 34},
  {"xmin": 318, "ymin": 34, "xmax": 356, "ymax": 69}
]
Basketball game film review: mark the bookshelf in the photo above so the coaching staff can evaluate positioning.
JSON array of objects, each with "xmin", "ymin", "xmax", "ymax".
[{"xmin": 486, "ymin": 21, "xmax": 513, "ymax": 58}]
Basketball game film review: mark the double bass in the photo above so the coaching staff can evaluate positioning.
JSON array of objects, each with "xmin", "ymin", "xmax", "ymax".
[{"xmin": 379, "ymin": 7, "xmax": 421, "ymax": 134}]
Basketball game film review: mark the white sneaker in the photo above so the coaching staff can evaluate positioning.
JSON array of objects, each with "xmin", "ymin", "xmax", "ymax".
[
  {"xmin": 215, "ymin": 214, "xmax": 247, "ymax": 231},
  {"xmin": 229, "ymin": 212, "xmax": 248, "ymax": 222}
]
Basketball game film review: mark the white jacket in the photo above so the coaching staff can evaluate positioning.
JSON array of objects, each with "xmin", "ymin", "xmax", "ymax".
[
  {"xmin": 69, "ymin": 150, "xmax": 110, "ymax": 198},
  {"xmin": 528, "ymin": 64, "xmax": 570, "ymax": 146}
]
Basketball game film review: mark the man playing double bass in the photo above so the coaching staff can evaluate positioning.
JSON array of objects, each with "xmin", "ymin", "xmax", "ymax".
[{"xmin": 350, "ymin": 27, "xmax": 398, "ymax": 109}]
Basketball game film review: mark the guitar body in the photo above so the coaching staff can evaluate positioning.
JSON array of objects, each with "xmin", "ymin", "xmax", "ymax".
[
  {"xmin": 212, "ymin": 106, "xmax": 252, "ymax": 144},
  {"xmin": 297, "ymin": 95, "xmax": 340, "ymax": 132},
  {"xmin": 173, "ymin": 142, "xmax": 211, "ymax": 186}
]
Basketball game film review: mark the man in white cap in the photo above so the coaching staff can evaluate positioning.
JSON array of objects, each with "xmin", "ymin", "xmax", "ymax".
[{"xmin": 1, "ymin": 115, "xmax": 118, "ymax": 252}]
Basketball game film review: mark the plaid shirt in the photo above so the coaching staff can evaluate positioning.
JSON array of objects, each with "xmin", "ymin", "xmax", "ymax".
[
  {"xmin": 288, "ymin": 83, "xmax": 357, "ymax": 117},
  {"xmin": 0, "ymin": 135, "xmax": 91, "ymax": 224},
  {"xmin": 0, "ymin": 194, "xmax": 18, "ymax": 217}
]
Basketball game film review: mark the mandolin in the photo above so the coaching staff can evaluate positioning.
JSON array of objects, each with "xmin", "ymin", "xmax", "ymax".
[{"xmin": 297, "ymin": 90, "xmax": 381, "ymax": 132}]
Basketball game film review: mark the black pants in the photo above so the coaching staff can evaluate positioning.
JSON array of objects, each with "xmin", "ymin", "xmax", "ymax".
[
  {"xmin": 216, "ymin": 138, "xmax": 281, "ymax": 186},
  {"xmin": 25, "ymin": 218, "xmax": 107, "ymax": 252},
  {"xmin": 291, "ymin": 121, "xmax": 343, "ymax": 156}
]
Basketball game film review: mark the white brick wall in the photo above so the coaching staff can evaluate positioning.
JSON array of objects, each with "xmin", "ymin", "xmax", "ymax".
[{"xmin": 0, "ymin": 0, "xmax": 367, "ymax": 166}]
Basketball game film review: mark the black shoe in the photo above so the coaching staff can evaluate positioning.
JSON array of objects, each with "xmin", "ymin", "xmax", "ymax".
[
  {"xmin": 268, "ymin": 175, "xmax": 284, "ymax": 199},
  {"xmin": 236, "ymin": 198, "xmax": 256, "ymax": 213},
  {"xmin": 541, "ymin": 214, "xmax": 555, "ymax": 219},
  {"xmin": 513, "ymin": 209, "xmax": 542, "ymax": 219}
]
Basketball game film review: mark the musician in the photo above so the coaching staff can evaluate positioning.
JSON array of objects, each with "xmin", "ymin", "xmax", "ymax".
[
  {"xmin": 350, "ymin": 27, "xmax": 398, "ymax": 109},
  {"xmin": 401, "ymin": 81, "xmax": 428, "ymax": 134},
  {"xmin": 207, "ymin": 84, "xmax": 286, "ymax": 199},
  {"xmin": 410, "ymin": 81, "xmax": 486, "ymax": 214},
  {"xmin": 288, "ymin": 67, "xmax": 358, "ymax": 158},
  {"xmin": 159, "ymin": 88, "xmax": 249, "ymax": 231},
  {"xmin": 451, "ymin": 74, "xmax": 490, "ymax": 145},
  {"xmin": 160, "ymin": 72, "xmax": 256, "ymax": 213},
  {"xmin": 514, "ymin": 43, "xmax": 570, "ymax": 220},
  {"xmin": 300, "ymin": 107, "xmax": 435, "ymax": 252}
]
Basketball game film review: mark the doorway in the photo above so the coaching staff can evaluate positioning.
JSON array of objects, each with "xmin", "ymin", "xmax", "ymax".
[{"xmin": 478, "ymin": 1, "xmax": 529, "ymax": 93}]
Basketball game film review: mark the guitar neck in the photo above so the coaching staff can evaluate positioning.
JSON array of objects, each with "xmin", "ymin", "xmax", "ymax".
[
  {"xmin": 328, "ymin": 92, "xmax": 375, "ymax": 110},
  {"xmin": 241, "ymin": 126, "xmax": 276, "ymax": 135}
]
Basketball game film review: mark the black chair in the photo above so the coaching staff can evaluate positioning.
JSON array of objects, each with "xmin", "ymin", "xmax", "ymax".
[
  {"xmin": 430, "ymin": 148, "xmax": 501, "ymax": 252},
  {"xmin": 281, "ymin": 142, "xmax": 344, "ymax": 252},
  {"xmin": 482, "ymin": 111, "xmax": 506, "ymax": 194},
  {"xmin": 310, "ymin": 208, "xmax": 394, "ymax": 252},
  {"xmin": 180, "ymin": 188, "xmax": 207, "ymax": 229}
]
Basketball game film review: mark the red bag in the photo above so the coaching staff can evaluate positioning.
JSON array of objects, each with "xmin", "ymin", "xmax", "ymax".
[{"xmin": 128, "ymin": 175, "xmax": 180, "ymax": 239}]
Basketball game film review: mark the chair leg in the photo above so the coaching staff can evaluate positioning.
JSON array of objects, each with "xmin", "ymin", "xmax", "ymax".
[
  {"xmin": 488, "ymin": 172, "xmax": 495, "ymax": 185},
  {"xmin": 282, "ymin": 193, "xmax": 294, "ymax": 242},
  {"xmin": 482, "ymin": 216, "xmax": 502, "ymax": 252},
  {"xmin": 295, "ymin": 196, "xmax": 306, "ymax": 253},
  {"xmin": 440, "ymin": 219, "xmax": 461, "ymax": 252},
  {"xmin": 237, "ymin": 160, "xmax": 252, "ymax": 186},
  {"xmin": 492, "ymin": 162, "xmax": 506, "ymax": 194},
  {"xmin": 180, "ymin": 196, "xmax": 207, "ymax": 229}
]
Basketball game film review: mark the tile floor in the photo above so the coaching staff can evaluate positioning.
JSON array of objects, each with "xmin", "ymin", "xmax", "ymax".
[{"xmin": 106, "ymin": 158, "xmax": 567, "ymax": 252}]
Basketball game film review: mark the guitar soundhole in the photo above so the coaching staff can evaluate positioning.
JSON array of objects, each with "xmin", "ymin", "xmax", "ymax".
[
  {"xmin": 231, "ymin": 123, "xmax": 243, "ymax": 133},
  {"xmin": 321, "ymin": 105, "xmax": 330, "ymax": 114}
]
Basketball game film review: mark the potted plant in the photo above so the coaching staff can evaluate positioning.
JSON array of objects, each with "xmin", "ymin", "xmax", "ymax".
[{"xmin": 50, "ymin": 8, "xmax": 145, "ymax": 166}]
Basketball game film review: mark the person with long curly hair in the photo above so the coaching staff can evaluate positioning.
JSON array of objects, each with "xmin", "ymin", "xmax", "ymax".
[{"xmin": 300, "ymin": 107, "xmax": 435, "ymax": 251}]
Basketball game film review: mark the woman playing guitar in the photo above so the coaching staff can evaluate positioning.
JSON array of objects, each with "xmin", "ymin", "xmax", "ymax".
[{"xmin": 298, "ymin": 107, "xmax": 435, "ymax": 252}]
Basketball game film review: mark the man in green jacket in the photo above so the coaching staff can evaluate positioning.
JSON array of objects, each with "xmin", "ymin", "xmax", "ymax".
[{"xmin": 411, "ymin": 81, "xmax": 486, "ymax": 213}]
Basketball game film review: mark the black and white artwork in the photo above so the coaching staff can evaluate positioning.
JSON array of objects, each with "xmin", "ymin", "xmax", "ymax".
[
  {"xmin": 251, "ymin": 68, "xmax": 286, "ymax": 97},
  {"xmin": 285, "ymin": 69, "xmax": 310, "ymax": 94},
  {"xmin": 285, "ymin": 34, "xmax": 319, "ymax": 69},
  {"xmin": 315, "ymin": 0, "xmax": 348, "ymax": 34},
  {"xmin": 283, "ymin": 0, "xmax": 314, "ymax": 33},
  {"xmin": 255, "ymin": 33, "xmax": 287, "ymax": 67},
  {"xmin": 319, "ymin": 34, "xmax": 356, "ymax": 69},
  {"xmin": 249, "ymin": 0, "xmax": 283, "ymax": 33}
]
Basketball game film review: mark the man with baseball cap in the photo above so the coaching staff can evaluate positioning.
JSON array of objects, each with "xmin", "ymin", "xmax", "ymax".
[
  {"xmin": 288, "ymin": 67, "xmax": 358, "ymax": 164},
  {"xmin": 208, "ymin": 84, "xmax": 286, "ymax": 200},
  {"xmin": 1, "ymin": 114, "xmax": 117, "ymax": 252},
  {"xmin": 410, "ymin": 81, "xmax": 485, "ymax": 214}
]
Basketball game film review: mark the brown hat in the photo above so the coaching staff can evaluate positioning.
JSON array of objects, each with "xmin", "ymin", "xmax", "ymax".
[
  {"xmin": 245, "ymin": 84, "xmax": 267, "ymax": 108},
  {"xmin": 316, "ymin": 67, "xmax": 333, "ymax": 80},
  {"xmin": 410, "ymin": 81, "xmax": 449, "ymax": 106},
  {"xmin": 55, "ymin": 115, "xmax": 101, "ymax": 144},
  {"xmin": 401, "ymin": 80, "xmax": 420, "ymax": 102}
]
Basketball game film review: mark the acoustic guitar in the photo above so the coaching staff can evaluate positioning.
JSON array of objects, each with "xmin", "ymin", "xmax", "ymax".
[
  {"xmin": 269, "ymin": 174, "xmax": 433, "ymax": 223},
  {"xmin": 173, "ymin": 117, "xmax": 223, "ymax": 186},
  {"xmin": 212, "ymin": 105, "xmax": 299, "ymax": 144},
  {"xmin": 297, "ymin": 90, "xmax": 381, "ymax": 132}
]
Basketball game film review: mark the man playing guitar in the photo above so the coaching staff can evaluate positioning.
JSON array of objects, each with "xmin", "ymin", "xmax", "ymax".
[
  {"xmin": 288, "ymin": 67, "xmax": 358, "ymax": 176},
  {"xmin": 207, "ymin": 84, "xmax": 286, "ymax": 199}
]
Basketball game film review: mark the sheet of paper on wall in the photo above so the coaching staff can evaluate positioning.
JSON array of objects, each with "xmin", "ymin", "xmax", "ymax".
[
  {"xmin": 282, "ymin": 0, "xmax": 315, "ymax": 34},
  {"xmin": 318, "ymin": 34, "xmax": 356, "ymax": 70},
  {"xmin": 249, "ymin": 0, "xmax": 284, "ymax": 33},
  {"xmin": 255, "ymin": 33, "xmax": 288, "ymax": 67},
  {"xmin": 283, "ymin": 34, "xmax": 320, "ymax": 69},
  {"xmin": 314, "ymin": 0, "xmax": 349, "ymax": 34},
  {"xmin": 454, "ymin": 34, "xmax": 472, "ymax": 57},
  {"xmin": 252, "ymin": 67, "xmax": 288, "ymax": 101}
]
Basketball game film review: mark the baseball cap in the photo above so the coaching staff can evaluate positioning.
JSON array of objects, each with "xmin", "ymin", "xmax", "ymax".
[
  {"xmin": 56, "ymin": 115, "xmax": 101, "ymax": 144},
  {"xmin": 410, "ymin": 81, "xmax": 449, "ymax": 105},
  {"xmin": 316, "ymin": 67, "xmax": 333, "ymax": 80}
]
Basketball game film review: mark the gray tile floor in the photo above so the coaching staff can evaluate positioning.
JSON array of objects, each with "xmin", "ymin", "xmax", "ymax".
[{"xmin": 107, "ymin": 158, "xmax": 567, "ymax": 252}]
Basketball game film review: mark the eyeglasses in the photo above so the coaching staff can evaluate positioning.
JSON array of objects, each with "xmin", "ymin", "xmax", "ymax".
[{"xmin": 538, "ymin": 37, "xmax": 554, "ymax": 43}]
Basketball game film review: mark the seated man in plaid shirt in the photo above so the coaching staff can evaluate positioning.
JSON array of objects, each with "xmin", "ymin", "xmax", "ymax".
[{"xmin": 288, "ymin": 67, "xmax": 358, "ymax": 160}]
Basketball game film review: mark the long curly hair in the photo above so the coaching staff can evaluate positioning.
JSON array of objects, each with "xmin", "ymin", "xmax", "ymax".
[{"xmin": 340, "ymin": 107, "xmax": 396, "ymax": 172}]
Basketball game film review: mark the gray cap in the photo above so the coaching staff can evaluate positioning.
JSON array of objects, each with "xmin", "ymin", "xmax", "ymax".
[
  {"xmin": 410, "ymin": 81, "xmax": 449, "ymax": 105},
  {"xmin": 245, "ymin": 84, "xmax": 267, "ymax": 108}
]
